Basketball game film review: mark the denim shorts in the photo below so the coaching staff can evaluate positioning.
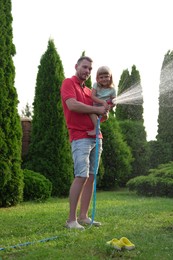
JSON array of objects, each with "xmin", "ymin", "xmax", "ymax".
[{"xmin": 71, "ymin": 138, "xmax": 103, "ymax": 177}]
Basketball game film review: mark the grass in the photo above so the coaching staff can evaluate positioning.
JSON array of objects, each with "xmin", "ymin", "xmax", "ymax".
[{"xmin": 0, "ymin": 190, "xmax": 173, "ymax": 259}]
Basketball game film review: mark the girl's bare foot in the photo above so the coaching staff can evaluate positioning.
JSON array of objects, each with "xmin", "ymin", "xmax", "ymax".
[{"xmin": 87, "ymin": 129, "xmax": 96, "ymax": 136}]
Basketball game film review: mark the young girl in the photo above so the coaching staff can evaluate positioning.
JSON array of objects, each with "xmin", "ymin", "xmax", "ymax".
[{"xmin": 88, "ymin": 66, "xmax": 116, "ymax": 135}]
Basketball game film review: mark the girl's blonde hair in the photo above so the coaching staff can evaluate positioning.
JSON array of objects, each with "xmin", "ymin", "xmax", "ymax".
[{"xmin": 96, "ymin": 66, "xmax": 114, "ymax": 87}]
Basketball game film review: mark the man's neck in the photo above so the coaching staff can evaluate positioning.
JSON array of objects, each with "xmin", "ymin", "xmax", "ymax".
[{"xmin": 75, "ymin": 75, "xmax": 85, "ymax": 87}]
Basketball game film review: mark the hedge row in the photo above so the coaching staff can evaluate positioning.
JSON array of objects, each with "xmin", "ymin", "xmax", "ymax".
[{"xmin": 127, "ymin": 162, "xmax": 173, "ymax": 197}]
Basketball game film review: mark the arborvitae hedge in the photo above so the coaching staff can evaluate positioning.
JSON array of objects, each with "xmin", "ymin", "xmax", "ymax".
[{"xmin": 0, "ymin": 0, "xmax": 23, "ymax": 207}]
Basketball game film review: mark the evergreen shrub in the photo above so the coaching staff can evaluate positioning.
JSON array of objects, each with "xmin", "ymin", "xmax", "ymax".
[
  {"xmin": 23, "ymin": 169, "xmax": 52, "ymax": 202},
  {"xmin": 127, "ymin": 162, "xmax": 173, "ymax": 198},
  {"xmin": 0, "ymin": 0, "xmax": 23, "ymax": 207},
  {"xmin": 25, "ymin": 39, "xmax": 73, "ymax": 196}
]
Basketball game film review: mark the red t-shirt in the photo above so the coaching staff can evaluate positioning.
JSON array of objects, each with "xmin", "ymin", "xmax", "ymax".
[{"xmin": 60, "ymin": 76, "xmax": 102, "ymax": 142}]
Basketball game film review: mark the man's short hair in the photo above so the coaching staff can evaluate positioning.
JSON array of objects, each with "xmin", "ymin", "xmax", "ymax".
[{"xmin": 77, "ymin": 56, "xmax": 93, "ymax": 65}]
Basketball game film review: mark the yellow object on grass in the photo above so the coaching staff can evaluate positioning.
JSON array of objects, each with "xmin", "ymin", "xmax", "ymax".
[{"xmin": 106, "ymin": 237, "xmax": 135, "ymax": 251}]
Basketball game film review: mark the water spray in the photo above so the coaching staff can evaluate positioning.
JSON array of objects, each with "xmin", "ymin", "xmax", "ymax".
[
  {"xmin": 112, "ymin": 83, "xmax": 143, "ymax": 105},
  {"xmin": 159, "ymin": 60, "xmax": 173, "ymax": 107}
]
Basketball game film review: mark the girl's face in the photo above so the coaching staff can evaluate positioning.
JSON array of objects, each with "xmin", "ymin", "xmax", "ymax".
[{"xmin": 97, "ymin": 73, "xmax": 111, "ymax": 87}]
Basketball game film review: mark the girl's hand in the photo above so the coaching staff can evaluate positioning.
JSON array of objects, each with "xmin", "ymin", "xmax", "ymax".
[{"xmin": 102, "ymin": 100, "xmax": 109, "ymax": 109}]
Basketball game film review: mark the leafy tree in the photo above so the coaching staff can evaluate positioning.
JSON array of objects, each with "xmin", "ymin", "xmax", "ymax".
[
  {"xmin": 0, "ymin": 0, "xmax": 23, "ymax": 207},
  {"xmin": 157, "ymin": 50, "xmax": 173, "ymax": 160},
  {"xmin": 25, "ymin": 39, "xmax": 73, "ymax": 196}
]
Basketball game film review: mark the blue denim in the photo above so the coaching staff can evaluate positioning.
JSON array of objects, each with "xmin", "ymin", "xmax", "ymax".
[{"xmin": 71, "ymin": 138, "xmax": 103, "ymax": 177}]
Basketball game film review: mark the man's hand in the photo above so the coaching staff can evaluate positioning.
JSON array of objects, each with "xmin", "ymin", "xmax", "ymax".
[{"xmin": 96, "ymin": 105, "xmax": 109, "ymax": 115}]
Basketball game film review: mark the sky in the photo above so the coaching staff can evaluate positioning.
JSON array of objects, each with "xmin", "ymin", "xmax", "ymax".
[{"xmin": 11, "ymin": 0, "xmax": 173, "ymax": 141}]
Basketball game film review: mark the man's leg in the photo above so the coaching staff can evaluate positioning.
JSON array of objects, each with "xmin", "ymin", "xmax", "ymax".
[
  {"xmin": 68, "ymin": 177, "xmax": 87, "ymax": 222},
  {"xmin": 78, "ymin": 174, "xmax": 101, "ymax": 226},
  {"xmin": 79, "ymin": 174, "xmax": 94, "ymax": 219}
]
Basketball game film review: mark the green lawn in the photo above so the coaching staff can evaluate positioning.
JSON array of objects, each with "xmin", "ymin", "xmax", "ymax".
[{"xmin": 0, "ymin": 190, "xmax": 172, "ymax": 259}]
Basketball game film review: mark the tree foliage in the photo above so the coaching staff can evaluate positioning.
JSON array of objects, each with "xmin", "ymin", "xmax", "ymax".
[
  {"xmin": 24, "ymin": 39, "xmax": 73, "ymax": 196},
  {"xmin": 148, "ymin": 140, "xmax": 172, "ymax": 169},
  {"xmin": 115, "ymin": 65, "xmax": 149, "ymax": 179},
  {"xmin": 127, "ymin": 162, "xmax": 173, "ymax": 198},
  {"xmin": 81, "ymin": 51, "xmax": 92, "ymax": 89},
  {"xmin": 99, "ymin": 115, "xmax": 133, "ymax": 189},
  {"xmin": 157, "ymin": 50, "xmax": 173, "ymax": 161},
  {"xmin": 119, "ymin": 120, "xmax": 150, "ymax": 178},
  {"xmin": 0, "ymin": 0, "xmax": 23, "ymax": 207},
  {"xmin": 21, "ymin": 102, "xmax": 32, "ymax": 119},
  {"xmin": 116, "ymin": 65, "xmax": 143, "ymax": 120}
]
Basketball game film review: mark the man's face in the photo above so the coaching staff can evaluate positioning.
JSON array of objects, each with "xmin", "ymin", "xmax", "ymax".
[{"xmin": 75, "ymin": 59, "xmax": 92, "ymax": 81}]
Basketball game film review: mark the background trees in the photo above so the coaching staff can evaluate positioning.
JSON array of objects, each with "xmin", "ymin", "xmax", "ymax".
[
  {"xmin": 115, "ymin": 65, "xmax": 150, "ymax": 179},
  {"xmin": 156, "ymin": 50, "xmax": 173, "ymax": 162},
  {"xmin": 1, "ymin": 0, "xmax": 173, "ymax": 206},
  {"xmin": 148, "ymin": 50, "xmax": 173, "ymax": 169},
  {"xmin": 21, "ymin": 102, "xmax": 32, "ymax": 119},
  {"xmin": 0, "ymin": 0, "xmax": 23, "ymax": 207},
  {"xmin": 100, "ymin": 115, "xmax": 133, "ymax": 189},
  {"xmin": 24, "ymin": 39, "xmax": 73, "ymax": 196}
]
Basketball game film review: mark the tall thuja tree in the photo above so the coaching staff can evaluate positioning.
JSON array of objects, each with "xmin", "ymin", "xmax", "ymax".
[
  {"xmin": 81, "ymin": 51, "xmax": 92, "ymax": 88},
  {"xmin": 99, "ymin": 115, "xmax": 133, "ymax": 189},
  {"xmin": 25, "ymin": 39, "xmax": 73, "ymax": 196},
  {"xmin": 115, "ymin": 69, "xmax": 130, "ymax": 120},
  {"xmin": 156, "ymin": 50, "xmax": 173, "ymax": 162},
  {"xmin": 115, "ymin": 66, "xmax": 149, "ymax": 179},
  {"xmin": 0, "ymin": 0, "xmax": 23, "ymax": 207},
  {"xmin": 116, "ymin": 65, "xmax": 143, "ymax": 120}
]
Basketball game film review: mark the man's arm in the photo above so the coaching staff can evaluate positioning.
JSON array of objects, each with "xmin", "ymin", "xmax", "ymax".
[{"xmin": 66, "ymin": 98, "xmax": 107, "ymax": 115}]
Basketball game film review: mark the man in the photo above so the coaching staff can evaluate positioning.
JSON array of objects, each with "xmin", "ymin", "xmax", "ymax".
[{"xmin": 60, "ymin": 56, "xmax": 108, "ymax": 230}]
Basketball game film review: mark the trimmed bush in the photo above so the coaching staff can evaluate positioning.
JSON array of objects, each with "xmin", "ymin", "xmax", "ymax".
[
  {"xmin": 127, "ymin": 163, "xmax": 173, "ymax": 198},
  {"xmin": 127, "ymin": 176, "xmax": 158, "ymax": 196},
  {"xmin": 149, "ymin": 162, "xmax": 173, "ymax": 179},
  {"xmin": 23, "ymin": 169, "xmax": 52, "ymax": 202}
]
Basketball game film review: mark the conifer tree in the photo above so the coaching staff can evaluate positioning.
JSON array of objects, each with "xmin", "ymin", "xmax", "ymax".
[
  {"xmin": 156, "ymin": 50, "xmax": 173, "ymax": 161},
  {"xmin": 25, "ymin": 39, "xmax": 73, "ymax": 196},
  {"xmin": 115, "ymin": 66, "xmax": 149, "ymax": 179},
  {"xmin": 0, "ymin": 0, "xmax": 23, "ymax": 207},
  {"xmin": 100, "ymin": 115, "xmax": 133, "ymax": 188},
  {"xmin": 116, "ymin": 66, "xmax": 143, "ymax": 120},
  {"xmin": 81, "ymin": 51, "xmax": 92, "ymax": 88}
]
